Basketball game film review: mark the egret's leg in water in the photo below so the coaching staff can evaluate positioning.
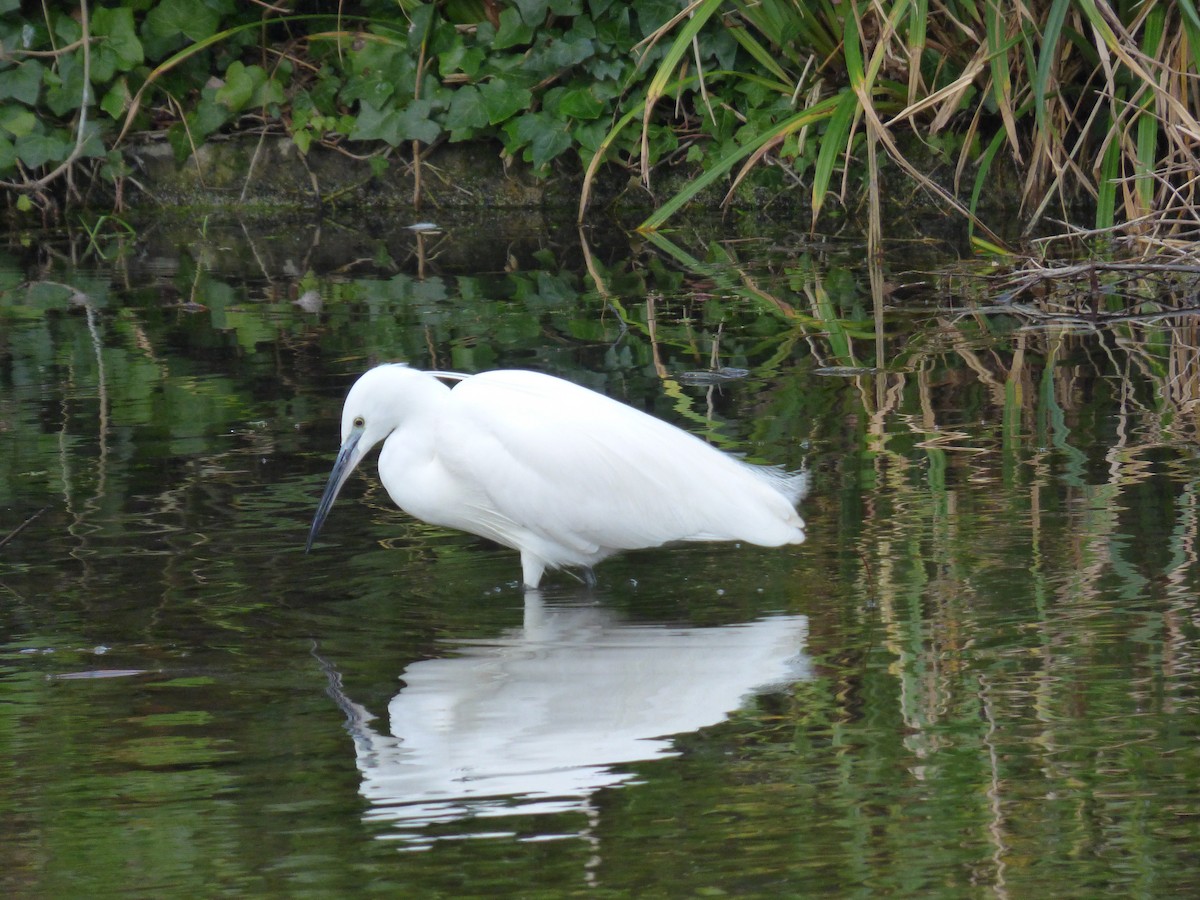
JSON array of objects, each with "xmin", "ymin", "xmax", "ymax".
[{"xmin": 521, "ymin": 553, "xmax": 547, "ymax": 590}]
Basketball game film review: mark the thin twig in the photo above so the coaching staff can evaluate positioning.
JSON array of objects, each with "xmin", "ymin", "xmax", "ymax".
[
  {"xmin": 0, "ymin": 508, "xmax": 48, "ymax": 551},
  {"xmin": 5, "ymin": 37, "xmax": 92, "ymax": 58}
]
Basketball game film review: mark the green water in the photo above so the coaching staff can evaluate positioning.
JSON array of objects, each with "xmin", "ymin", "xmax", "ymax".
[{"xmin": 2, "ymin": 213, "xmax": 1199, "ymax": 897}]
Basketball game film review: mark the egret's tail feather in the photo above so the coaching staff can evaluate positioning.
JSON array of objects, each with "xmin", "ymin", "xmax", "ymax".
[{"xmin": 744, "ymin": 462, "xmax": 809, "ymax": 505}]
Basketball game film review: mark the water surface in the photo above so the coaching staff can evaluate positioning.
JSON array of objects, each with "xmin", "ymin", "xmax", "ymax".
[{"xmin": 2, "ymin": 212, "xmax": 1199, "ymax": 897}]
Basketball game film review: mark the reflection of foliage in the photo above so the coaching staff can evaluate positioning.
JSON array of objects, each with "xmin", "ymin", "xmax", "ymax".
[
  {"xmin": 0, "ymin": 222, "xmax": 826, "ymax": 572},
  {"xmin": 3, "ymin": 223, "xmax": 1200, "ymax": 895},
  {"xmin": 812, "ymin": 323, "xmax": 1200, "ymax": 892},
  {"xmin": 649, "ymin": 228, "xmax": 1200, "ymax": 894}
]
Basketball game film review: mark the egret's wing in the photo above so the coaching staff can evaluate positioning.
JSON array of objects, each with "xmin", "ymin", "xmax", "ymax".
[{"xmin": 438, "ymin": 371, "xmax": 796, "ymax": 554}]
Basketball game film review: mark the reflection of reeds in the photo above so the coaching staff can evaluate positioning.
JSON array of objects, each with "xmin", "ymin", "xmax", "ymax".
[
  {"xmin": 828, "ymin": 295, "xmax": 1200, "ymax": 880},
  {"xmin": 836, "ymin": 322, "xmax": 1199, "ymax": 888},
  {"xmin": 636, "ymin": 230, "xmax": 1200, "ymax": 885}
]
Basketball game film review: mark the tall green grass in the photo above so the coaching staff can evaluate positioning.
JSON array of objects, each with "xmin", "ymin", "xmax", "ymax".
[{"xmin": 592, "ymin": 0, "xmax": 1200, "ymax": 244}]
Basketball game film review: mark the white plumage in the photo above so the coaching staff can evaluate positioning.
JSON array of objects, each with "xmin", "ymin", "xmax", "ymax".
[{"xmin": 306, "ymin": 364, "xmax": 807, "ymax": 587}]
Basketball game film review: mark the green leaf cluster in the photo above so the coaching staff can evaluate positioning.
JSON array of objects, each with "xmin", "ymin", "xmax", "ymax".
[
  {"xmin": 0, "ymin": 0, "xmax": 264, "ymax": 184},
  {"xmin": 4, "ymin": 0, "xmax": 1198, "ymax": 241},
  {"xmin": 0, "ymin": 0, "xmax": 685, "ymax": 196}
]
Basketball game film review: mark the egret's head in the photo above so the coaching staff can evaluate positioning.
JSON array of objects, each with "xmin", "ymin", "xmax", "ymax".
[
  {"xmin": 306, "ymin": 364, "xmax": 429, "ymax": 552},
  {"xmin": 337, "ymin": 364, "xmax": 416, "ymax": 450}
]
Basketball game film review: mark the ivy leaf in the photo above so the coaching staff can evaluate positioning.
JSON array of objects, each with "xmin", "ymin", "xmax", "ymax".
[
  {"xmin": 54, "ymin": 13, "xmax": 81, "ymax": 44},
  {"xmin": 438, "ymin": 42, "xmax": 486, "ymax": 78},
  {"xmin": 341, "ymin": 75, "xmax": 394, "ymax": 108},
  {"xmin": 15, "ymin": 132, "xmax": 69, "ymax": 168},
  {"xmin": 506, "ymin": 111, "xmax": 572, "ymax": 169},
  {"xmin": 493, "ymin": 8, "xmax": 535, "ymax": 50},
  {"xmin": 144, "ymin": 0, "xmax": 219, "ymax": 45},
  {"xmin": 43, "ymin": 53, "xmax": 86, "ymax": 117},
  {"xmin": 95, "ymin": 7, "xmax": 143, "ymax": 66},
  {"xmin": 350, "ymin": 99, "xmax": 403, "ymax": 144},
  {"xmin": 195, "ymin": 96, "xmax": 231, "ymax": 134},
  {"xmin": 253, "ymin": 74, "xmax": 284, "ymax": 108},
  {"xmin": 346, "ymin": 39, "xmax": 416, "ymax": 98},
  {"xmin": 292, "ymin": 88, "xmax": 315, "ymax": 122},
  {"xmin": 168, "ymin": 96, "xmax": 229, "ymax": 160},
  {"xmin": 479, "ymin": 78, "xmax": 532, "ymax": 125},
  {"xmin": 637, "ymin": 0, "xmax": 683, "ymax": 32},
  {"xmin": 572, "ymin": 118, "xmax": 610, "ymax": 155},
  {"xmin": 100, "ymin": 149, "xmax": 130, "ymax": 181},
  {"xmin": 565, "ymin": 18, "xmax": 596, "ymax": 40},
  {"xmin": 91, "ymin": 6, "xmax": 143, "ymax": 81},
  {"xmin": 515, "ymin": 0, "xmax": 549, "ymax": 26},
  {"xmin": 0, "ymin": 134, "xmax": 15, "ymax": 172},
  {"xmin": 394, "ymin": 98, "xmax": 441, "ymax": 144},
  {"xmin": 351, "ymin": 99, "xmax": 440, "ymax": 145},
  {"xmin": 699, "ymin": 26, "xmax": 738, "ymax": 71},
  {"xmin": 408, "ymin": 3, "xmax": 437, "ymax": 40},
  {"xmin": 589, "ymin": 58, "xmax": 626, "ymax": 82},
  {"xmin": 166, "ymin": 122, "xmax": 192, "ymax": 162},
  {"xmin": 0, "ymin": 104, "xmax": 38, "ymax": 138},
  {"xmin": 309, "ymin": 72, "xmax": 341, "ymax": 115},
  {"xmin": 445, "ymin": 85, "xmax": 489, "ymax": 140},
  {"xmin": 100, "ymin": 79, "xmax": 132, "ymax": 120},
  {"xmin": 594, "ymin": 10, "xmax": 634, "ymax": 53},
  {"xmin": 542, "ymin": 33, "xmax": 594, "ymax": 69},
  {"xmin": 0, "ymin": 60, "xmax": 44, "ymax": 106},
  {"xmin": 555, "ymin": 86, "xmax": 604, "ymax": 119},
  {"xmin": 80, "ymin": 126, "xmax": 106, "ymax": 159},
  {"xmin": 215, "ymin": 61, "xmax": 256, "ymax": 112}
]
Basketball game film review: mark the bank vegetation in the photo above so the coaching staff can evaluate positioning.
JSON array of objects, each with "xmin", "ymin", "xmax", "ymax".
[{"xmin": 2, "ymin": 0, "xmax": 1199, "ymax": 252}]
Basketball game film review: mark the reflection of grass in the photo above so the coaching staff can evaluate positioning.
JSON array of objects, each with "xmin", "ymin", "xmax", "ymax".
[
  {"xmin": 624, "ymin": 233, "xmax": 1200, "ymax": 816},
  {"xmin": 837, "ymin": 323, "xmax": 1200, "ymax": 888},
  {"xmin": 835, "ymin": 295, "xmax": 1200, "ymax": 877},
  {"xmin": 78, "ymin": 214, "xmax": 136, "ymax": 261}
]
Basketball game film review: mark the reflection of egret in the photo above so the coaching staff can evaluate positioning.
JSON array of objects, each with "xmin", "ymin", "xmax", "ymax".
[
  {"xmin": 320, "ymin": 599, "xmax": 810, "ymax": 846},
  {"xmin": 306, "ymin": 365, "xmax": 808, "ymax": 587}
]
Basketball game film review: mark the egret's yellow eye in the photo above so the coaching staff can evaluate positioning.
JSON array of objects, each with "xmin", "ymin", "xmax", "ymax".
[{"xmin": 353, "ymin": 416, "xmax": 365, "ymax": 428}]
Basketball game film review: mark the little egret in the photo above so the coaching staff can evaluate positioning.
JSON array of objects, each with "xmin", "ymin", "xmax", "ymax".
[{"xmin": 306, "ymin": 364, "xmax": 807, "ymax": 588}]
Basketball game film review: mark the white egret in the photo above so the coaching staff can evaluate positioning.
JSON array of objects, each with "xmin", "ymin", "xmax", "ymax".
[{"xmin": 306, "ymin": 364, "xmax": 807, "ymax": 587}]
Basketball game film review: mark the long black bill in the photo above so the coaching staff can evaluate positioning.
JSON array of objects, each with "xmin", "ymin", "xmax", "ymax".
[{"xmin": 305, "ymin": 430, "xmax": 363, "ymax": 553}]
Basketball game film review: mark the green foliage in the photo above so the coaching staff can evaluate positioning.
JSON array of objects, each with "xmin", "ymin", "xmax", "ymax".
[
  {"xmin": 1, "ymin": 0, "xmax": 1198, "ymax": 239},
  {"xmin": 0, "ymin": 0, "xmax": 674, "ymax": 205}
]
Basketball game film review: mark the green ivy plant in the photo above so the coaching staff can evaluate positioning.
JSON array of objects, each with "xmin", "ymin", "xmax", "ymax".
[
  {"xmin": 0, "ymin": 0, "xmax": 715, "ymax": 212},
  {"xmin": 0, "ymin": 0, "xmax": 875, "ymax": 224}
]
